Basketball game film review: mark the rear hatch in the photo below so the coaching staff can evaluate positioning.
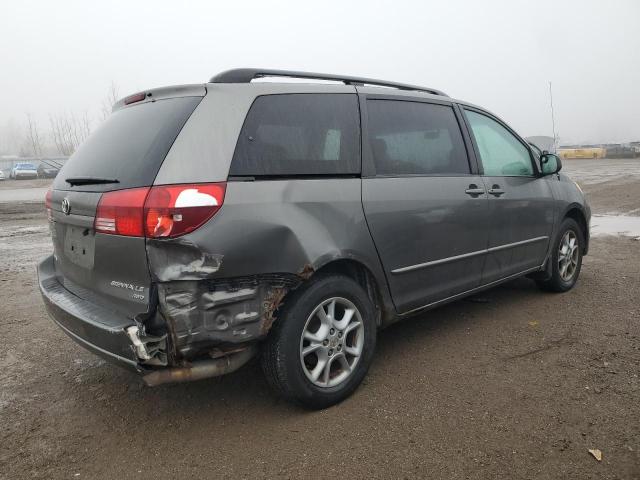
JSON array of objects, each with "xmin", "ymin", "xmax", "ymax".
[{"xmin": 48, "ymin": 90, "xmax": 203, "ymax": 318}]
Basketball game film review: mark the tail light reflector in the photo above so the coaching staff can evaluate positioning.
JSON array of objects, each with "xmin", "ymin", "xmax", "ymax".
[{"xmin": 94, "ymin": 183, "xmax": 226, "ymax": 238}]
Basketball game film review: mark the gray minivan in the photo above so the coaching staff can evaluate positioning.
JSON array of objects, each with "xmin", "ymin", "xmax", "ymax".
[{"xmin": 39, "ymin": 69, "xmax": 590, "ymax": 408}]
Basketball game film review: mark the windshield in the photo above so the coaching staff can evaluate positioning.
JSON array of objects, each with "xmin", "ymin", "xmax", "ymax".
[
  {"xmin": 17, "ymin": 164, "xmax": 36, "ymax": 169},
  {"xmin": 53, "ymin": 96, "xmax": 201, "ymax": 191}
]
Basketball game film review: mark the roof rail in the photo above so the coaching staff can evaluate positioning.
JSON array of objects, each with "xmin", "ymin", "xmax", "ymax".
[{"xmin": 209, "ymin": 68, "xmax": 448, "ymax": 96}]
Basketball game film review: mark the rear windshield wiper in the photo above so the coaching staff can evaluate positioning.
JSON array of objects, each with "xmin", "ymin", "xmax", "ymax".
[{"xmin": 65, "ymin": 177, "xmax": 120, "ymax": 186}]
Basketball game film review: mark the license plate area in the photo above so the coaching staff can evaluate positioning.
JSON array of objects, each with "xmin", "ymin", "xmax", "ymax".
[{"xmin": 64, "ymin": 225, "xmax": 95, "ymax": 269}]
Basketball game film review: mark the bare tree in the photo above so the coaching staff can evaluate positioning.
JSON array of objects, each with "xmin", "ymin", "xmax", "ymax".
[
  {"xmin": 0, "ymin": 119, "xmax": 24, "ymax": 156},
  {"xmin": 25, "ymin": 113, "xmax": 44, "ymax": 157},
  {"xmin": 50, "ymin": 111, "xmax": 92, "ymax": 156},
  {"xmin": 101, "ymin": 81, "xmax": 120, "ymax": 120}
]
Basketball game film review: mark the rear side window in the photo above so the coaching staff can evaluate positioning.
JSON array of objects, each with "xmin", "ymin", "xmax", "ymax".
[
  {"xmin": 230, "ymin": 94, "xmax": 360, "ymax": 176},
  {"xmin": 366, "ymin": 100, "xmax": 469, "ymax": 176},
  {"xmin": 53, "ymin": 97, "xmax": 201, "ymax": 191}
]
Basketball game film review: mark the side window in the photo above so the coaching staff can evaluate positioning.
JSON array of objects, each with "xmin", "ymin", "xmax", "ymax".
[
  {"xmin": 230, "ymin": 94, "xmax": 360, "ymax": 176},
  {"xmin": 366, "ymin": 100, "xmax": 469, "ymax": 176},
  {"xmin": 465, "ymin": 110, "xmax": 534, "ymax": 176}
]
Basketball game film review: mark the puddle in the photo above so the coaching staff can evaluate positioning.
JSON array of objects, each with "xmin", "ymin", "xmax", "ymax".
[{"xmin": 590, "ymin": 215, "xmax": 640, "ymax": 237}]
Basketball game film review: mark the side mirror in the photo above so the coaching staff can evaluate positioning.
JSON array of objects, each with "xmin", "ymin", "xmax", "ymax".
[{"xmin": 540, "ymin": 153, "xmax": 562, "ymax": 175}]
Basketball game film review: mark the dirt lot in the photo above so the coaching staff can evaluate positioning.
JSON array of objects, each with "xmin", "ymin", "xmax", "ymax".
[{"xmin": 1, "ymin": 160, "xmax": 638, "ymax": 479}]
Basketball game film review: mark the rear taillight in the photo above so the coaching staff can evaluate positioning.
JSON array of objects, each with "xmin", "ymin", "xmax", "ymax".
[
  {"xmin": 95, "ymin": 187, "xmax": 148, "ymax": 236},
  {"xmin": 144, "ymin": 183, "xmax": 226, "ymax": 238},
  {"xmin": 94, "ymin": 183, "xmax": 226, "ymax": 238},
  {"xmin": 45, "ymin": 188, "xmax": 52, "ymax": 209},
  {"xmin": 45, "ymin": 188, "xmax": 52, "ymax": 221}
]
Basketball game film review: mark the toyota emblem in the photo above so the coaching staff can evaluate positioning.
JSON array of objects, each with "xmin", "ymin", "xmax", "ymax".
[{"xmin": 61, "ymin": 197, "xmax": 71, "ymax": 215}]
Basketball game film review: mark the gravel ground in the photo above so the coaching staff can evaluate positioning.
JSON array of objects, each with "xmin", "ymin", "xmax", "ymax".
[{"xmin": 0, "ymin": 159, "xmax": 639, "ymax": 479}]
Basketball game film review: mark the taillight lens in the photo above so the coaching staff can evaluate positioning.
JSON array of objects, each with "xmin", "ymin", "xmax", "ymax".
[
  {"xmin": 144, "ymin": 183, "xmax": 226, "ymax": 238},
  {"xmin": 45, "ymin": 188, "xmax": 53, "ymax": 221},
  {"xmin": 45, "ymin": 188, "xmax": 52, "ymax": 209},
  {"xmin": 95, "ymin": 187, "xmax": 148, "ymax": 236},
  {"xmin": 94, "ymin": 183, "xmax": 225, "ymax": 238}
]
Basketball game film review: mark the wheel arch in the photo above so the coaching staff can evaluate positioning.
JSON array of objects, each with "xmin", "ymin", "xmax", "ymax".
[
  {"xmin": 307, "ymin": 258, "xmax": 395, "ymax": 327},
  {"xmin": 562, "ymin": 205, "xmax": 589, "ymax": 254}
]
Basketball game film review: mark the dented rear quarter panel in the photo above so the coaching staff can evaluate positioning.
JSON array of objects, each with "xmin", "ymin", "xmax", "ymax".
[
  {"xmin": 148, "ymin": 179, "xmax": 386, "ymax": 281},
  {"xmin": 147, "ymin": 179, "xmax": 392, "ymax": 359}
]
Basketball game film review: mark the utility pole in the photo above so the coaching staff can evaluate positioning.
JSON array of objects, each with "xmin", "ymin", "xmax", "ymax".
[{"xmin": 549, "ymin": 81, "xmax": 558, "ymax": 151}]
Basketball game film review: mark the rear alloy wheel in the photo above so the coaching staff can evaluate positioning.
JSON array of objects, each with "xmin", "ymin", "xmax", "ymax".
[
  {"xmin": 299, "ymin": 297, "xmax": 364, "ymax": 388},
  {"xmin": 261, "ymin": 274, "xmax": 376, "ymax": 409},
  {"xmin": 536, "ymin": 218, "xmax": 583, "ymax": 292}
]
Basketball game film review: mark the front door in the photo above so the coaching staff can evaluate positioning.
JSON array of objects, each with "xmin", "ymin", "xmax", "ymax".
[
  {"xmin": 361, "ymin": 97, "xmax": 490, "ymax": 313},
  {"xmin": 463, "ymin": 109, "xmax": 555, "ymax": 283}
]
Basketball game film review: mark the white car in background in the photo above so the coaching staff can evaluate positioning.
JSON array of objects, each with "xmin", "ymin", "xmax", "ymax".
[
  {"xmin": 0, "ymin": 170, "xmax": 5, "ymax": 180},
  {"xmin": 10, "ymin": 163, "xmax": 38, "ymax": 179}
]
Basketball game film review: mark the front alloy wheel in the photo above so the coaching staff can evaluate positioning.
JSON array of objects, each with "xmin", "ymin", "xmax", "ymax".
[
  {"xmin": 558, "ymin": 230, "xmax": 579, "ymax": 282},
  {"xmin": 536, "ymin": 217, "xmax": 584, "ymax": 292}
]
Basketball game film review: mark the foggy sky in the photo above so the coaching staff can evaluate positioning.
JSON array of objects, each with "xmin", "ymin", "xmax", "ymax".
[{"xmin": 1, "ymin": 0, "xmax": 639, "ymax": 145}]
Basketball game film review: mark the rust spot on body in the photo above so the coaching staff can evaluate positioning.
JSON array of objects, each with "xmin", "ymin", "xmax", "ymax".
[
  {"xmin": 260, "ymin": 287, "xmax": 287, "ymax": 335},
  {"xmin": 298, "ymin": 263, "xmax": 314, "ymax": 280}
]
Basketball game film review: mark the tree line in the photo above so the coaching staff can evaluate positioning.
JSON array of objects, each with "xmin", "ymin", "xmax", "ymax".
[{"xmin": 0, "ymin": 82, "xmax": 120, "ymax": 158}]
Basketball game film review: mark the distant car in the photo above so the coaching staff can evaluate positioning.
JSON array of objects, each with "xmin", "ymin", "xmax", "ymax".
[
  {"xmin": 37, "ymin": 163, "xmax": 60, "ymax": 178},
  {"xmin": 10, "ymin": 163, "xmax": 38, "ymax": 179},
  {"xmin": 0, "ymin": 170, "xmax": 5, "ymax": 180}
]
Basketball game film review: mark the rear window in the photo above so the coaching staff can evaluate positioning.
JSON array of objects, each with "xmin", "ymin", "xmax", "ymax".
[
  {"xmin": 53, "ymin": 97, "xmax": 201, "ymax": 191},
  {"xmin": 230, "ymin": 94, "xmax": 360, "ymax": 176}
]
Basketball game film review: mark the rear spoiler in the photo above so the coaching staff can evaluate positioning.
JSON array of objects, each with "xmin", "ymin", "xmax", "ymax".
[{"xmin": 112, "ymin": 84, "xmax": 207, "ymax": 113}]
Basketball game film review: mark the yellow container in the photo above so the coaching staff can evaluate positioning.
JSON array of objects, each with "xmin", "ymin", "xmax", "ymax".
[{"xmin": 558, "ymin": 148, "xmax": 606, "ymax": 159}]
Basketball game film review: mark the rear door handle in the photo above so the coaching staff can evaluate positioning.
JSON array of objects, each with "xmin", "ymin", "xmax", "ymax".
[
  {"xmin": 465, "ymin": 185, "xmax": 485, "ymax": 196},
  {"xmin": 488, "ymin": 185, "xmax": 505, "ymax": 196}
]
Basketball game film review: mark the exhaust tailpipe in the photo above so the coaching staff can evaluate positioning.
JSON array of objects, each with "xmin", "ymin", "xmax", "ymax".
[{"xmin": 143, "ymin": 346, "xmax": 256, "ymax": 387}]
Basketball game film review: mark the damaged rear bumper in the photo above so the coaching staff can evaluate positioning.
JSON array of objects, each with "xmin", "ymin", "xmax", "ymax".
[
  {"xmin": 157, "ymin": 274, "xmax": 299, "ymax": 359},
  {"xmin": 38, "ymin": 255, "xmax": 289, "ymax": 382},
  {"xmin": 38, "ymin": 255, "xmax": 151, "ymax": 372}
]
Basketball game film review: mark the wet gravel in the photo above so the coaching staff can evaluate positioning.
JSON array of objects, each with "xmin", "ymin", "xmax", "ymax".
[{"xmin": 0, "ymin": 159, "xmax": 639, "ymax": 479}]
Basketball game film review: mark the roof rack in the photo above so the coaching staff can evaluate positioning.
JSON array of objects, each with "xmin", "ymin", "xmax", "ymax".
[{"xmin": 209, "ymin": 68, "xmax": 448, "ymax": 96}]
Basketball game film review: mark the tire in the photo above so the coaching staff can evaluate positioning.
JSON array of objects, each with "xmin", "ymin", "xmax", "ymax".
[
  {"xmin": 261, "ymin": 274, "xmax": 377, "ymax": 409},
  {"xmin": 536, "ymin": 218, "xmax": 584, "ymax": 292}
]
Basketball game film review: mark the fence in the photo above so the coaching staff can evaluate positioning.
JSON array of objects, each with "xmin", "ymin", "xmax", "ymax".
[{"xmin": 0, "ymin": 156, "xmax": 68, "ymax": 175}]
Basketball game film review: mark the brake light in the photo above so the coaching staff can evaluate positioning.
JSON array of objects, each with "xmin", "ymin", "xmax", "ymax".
[
  {"xmin": 144, "ymin": 183, "xmax": 226, "ymax": 238},
  {"xmin": 124, "ymin": 92, "xmax": 147, "ymax": 105},
  {"xmin": 94, "ymin": 183, "xmax": 226, "ymax": 238}
]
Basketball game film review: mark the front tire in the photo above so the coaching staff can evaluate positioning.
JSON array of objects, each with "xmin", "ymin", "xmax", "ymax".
[
  {"xmin": 261, "ymin": 274, "xmax": 377, "ymax": 409},
  {"xmin": 536, "ymin": 218, "xmax": 584, "ymax": 292}
]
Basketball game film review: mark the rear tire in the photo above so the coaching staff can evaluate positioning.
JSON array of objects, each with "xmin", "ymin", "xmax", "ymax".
[
  {"xmin": 261, "ymin": 274, "xmax": 377, "ymax": 409},
  {"xmin": 536, "ymin": 218, "xmax": 584, "ymax": 292}
]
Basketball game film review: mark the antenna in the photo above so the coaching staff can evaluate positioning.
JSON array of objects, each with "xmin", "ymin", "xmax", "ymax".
[{"xmin": 549, "ymin": 81, "xmax": 558, "ymax": 151}]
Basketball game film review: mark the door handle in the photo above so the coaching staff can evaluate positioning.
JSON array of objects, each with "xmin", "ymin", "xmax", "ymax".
[
  {"xmin": 465, "ymin": 184, "xmax": 485, "ymax": 196},
  {"xmin": 488, "ymin": 185, "xmax": 505, "ymax": 196}
]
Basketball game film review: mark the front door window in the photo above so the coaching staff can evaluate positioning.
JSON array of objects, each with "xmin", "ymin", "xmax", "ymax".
[{"xmin": 465, "ymin": 110, "xmax": 534, "ymax": 176}]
